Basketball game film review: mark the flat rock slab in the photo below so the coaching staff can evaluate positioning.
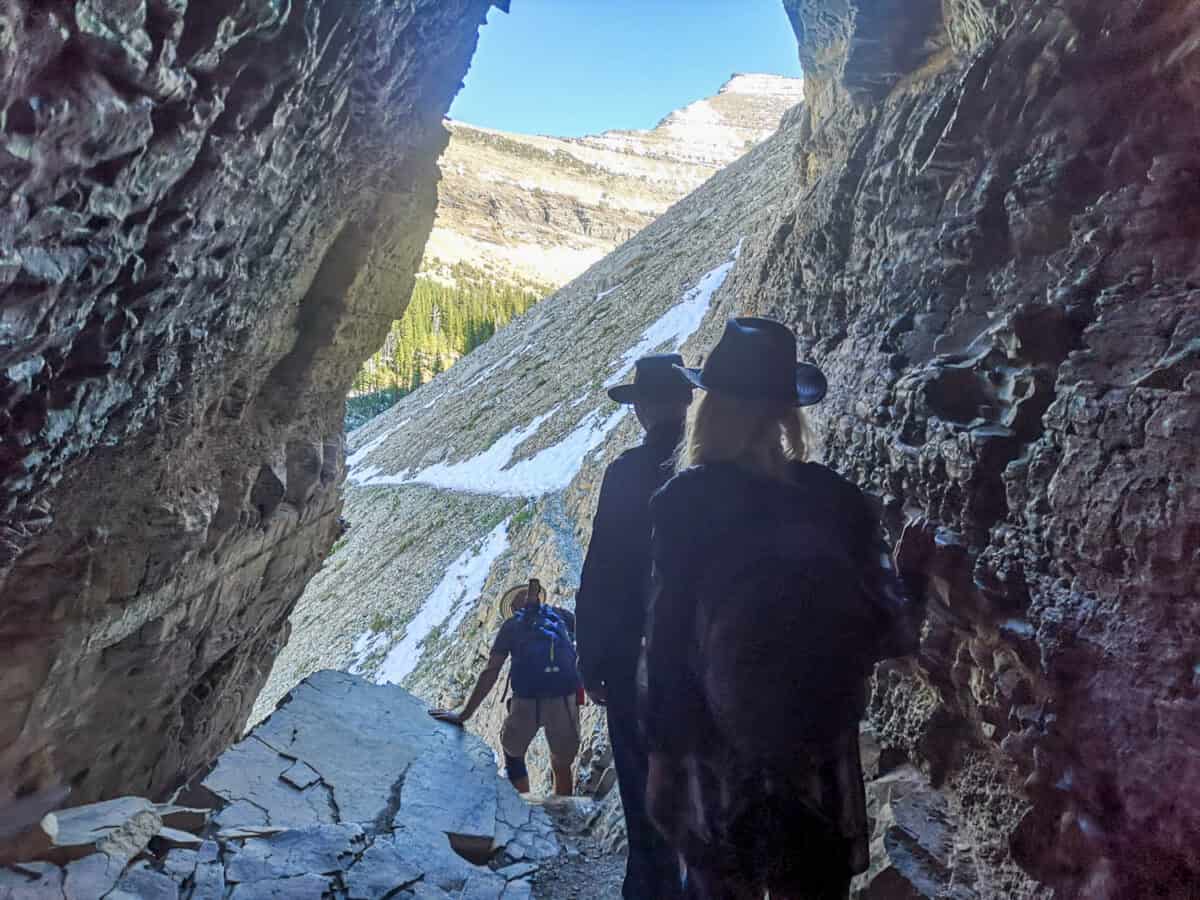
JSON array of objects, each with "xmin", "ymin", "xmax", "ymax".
[
  {"xmin": 7, "ymin": 673, "xmax": 553, "ymax": 899},
  {"xmin": 228, "ymin": 872, "xmax": 331, "ymax": 899},
  {"xmin": 342, "ymin": 838, "xmax": 422, "ymax": 899},
  {"xmin": 281, "ymin": 761, "xmax": 323, "ymax": 790},
  {"xmin": 105, "ymin": 860, "xmax": 180, "ymax": 900},
  {"xmin": 224, "ymin": 824, "xmax": 364, "ymax": 884},
  {"xmin": 205, "ymin": 735, "xmax": 336, "ymax": 830},
  {"xmin": 497, "ymin": 861, "xmax": 538, "ymax": 881},
  {"xmin": 206, "ymin": 670, "xmax": 502, "ymax": 842},
  {"xmin": 38, "ymin": 796, "xmax": 162, "ymax": 863},
  {"xmin": 0, "ymin": 862, "xmax": 63, "ymax": 900},
  {"xmin": 397, "ymin": 740, "xmax": 498, "ymax": 862}
]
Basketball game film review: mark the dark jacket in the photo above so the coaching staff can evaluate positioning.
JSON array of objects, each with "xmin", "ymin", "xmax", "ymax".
[
  {"xmin": 642, "ymin": 460, "xmax": 922, "ymax": 877},
  {"xmin": 575, "ymin": 423, "xmax": 682, "ymax": 689}
]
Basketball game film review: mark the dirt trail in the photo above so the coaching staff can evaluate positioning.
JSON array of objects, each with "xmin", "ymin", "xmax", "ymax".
[{"xmin": 530, "ymin": 796, "xmax": 626, "ymax": 900}]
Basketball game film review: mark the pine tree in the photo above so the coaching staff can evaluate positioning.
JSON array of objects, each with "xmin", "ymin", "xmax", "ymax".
[{"xmin": 348, "ymin": 267, "xmax": 548, "ymax": 424}]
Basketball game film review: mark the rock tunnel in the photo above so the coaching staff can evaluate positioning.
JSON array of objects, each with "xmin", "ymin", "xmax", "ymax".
[{"xmin": 1, "ymin": 0, "xmax": 1198, "ymax": 896}]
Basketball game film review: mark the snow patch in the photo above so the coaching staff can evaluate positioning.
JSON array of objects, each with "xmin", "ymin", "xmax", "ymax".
[
  {"xmin": 347, "ymin": 428, "xmax": 392, "ymax": 470},
  {"xmin": 348, "ymin": 631, "xmax": 389, "ymax": 675},
  {"xmin": 375, "ymin": 518, "xmax": 512, "ymax": 685},
  {"xmin": 346, "ymin": 418, "xmax": 410, "ymax": 485},
  {"xmin": 481, "ymin": 405, "xmax": 627, "ymax": 496},
  {"xmin": 360, "ymin": 404, "xmax": 626, "ymax": 498},
  {"xmin": 360, "ymin": 407, "xmax": 553, "ymax": 491},
  {"xmin": 601, "ymin": 246, "xmax": 738, "ymax": 389}
]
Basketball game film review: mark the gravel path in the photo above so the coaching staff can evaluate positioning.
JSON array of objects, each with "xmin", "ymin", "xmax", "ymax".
[{"xmin": 530, "ymin": 797, "xmax": 626, "ymax": 900}]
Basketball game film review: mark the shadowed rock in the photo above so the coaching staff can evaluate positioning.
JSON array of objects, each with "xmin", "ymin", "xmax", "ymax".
[{"xmin": 0, "ymin": 0, "xmax": 500, "ymax": 807}]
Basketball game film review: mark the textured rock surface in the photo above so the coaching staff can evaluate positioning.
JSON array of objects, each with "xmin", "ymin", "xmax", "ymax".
[
  {"xmin": 1, "ymin": 671, "xmax": 552, "ymax": 898},
  {"xmin": 741, "ymin": 1, "xmax": 1199, "ymax": 896},
  {"xmin": 425, "ymin": 74, "xmax": 805, "ymax": 288},
  {"xmin": 0, "ymin": 0, "xmax": 495, "ymax": 804},
  {"xmin": 6, "ymin": 0, "xmax": 1197, "ymax": 895},
  {"xmin": 268, "ymin": 1, "xmax": 1197, "ymax": 895}
]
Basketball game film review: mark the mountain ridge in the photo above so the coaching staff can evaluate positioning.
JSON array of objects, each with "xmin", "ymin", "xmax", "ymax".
[{"xmin": 420, "ymin": 73, "xmax": 803, "ymax": 288}]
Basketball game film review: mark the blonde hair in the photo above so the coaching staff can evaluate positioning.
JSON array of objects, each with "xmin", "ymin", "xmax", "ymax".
[{"xmin": 682, "ymin": 391, "xmax": 810, "ymax": 481}]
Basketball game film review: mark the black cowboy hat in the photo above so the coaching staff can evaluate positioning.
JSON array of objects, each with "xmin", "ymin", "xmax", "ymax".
[
  {"xmin": 607, "ymin": 353, "xmax": 695, "ymax": 405},
  {"xmin": 675, "ymin": 318, "xmax": 827, "ymax": 406}
]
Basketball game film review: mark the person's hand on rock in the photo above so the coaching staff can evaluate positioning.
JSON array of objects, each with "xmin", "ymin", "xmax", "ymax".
[{"xmin": 428, "ymin": 708, "xmax": 466, "ymax": 727}]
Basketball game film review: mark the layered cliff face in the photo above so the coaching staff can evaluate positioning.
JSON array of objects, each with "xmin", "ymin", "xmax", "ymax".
[
  {"xmin": 0, "ymin": 0, "xmax": 496, "ymax": 805},
  {"xmin": 422, "ymin": 74, "xmax": 805, "ymax": 288},
  {"xmin": 745, "ymin": 1, "xmax": 1199, "ymax": 895}
]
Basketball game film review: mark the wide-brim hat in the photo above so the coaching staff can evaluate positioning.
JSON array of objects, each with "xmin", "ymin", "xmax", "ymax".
[
  {"xmin": 607, "ymin": 353, "xmax": 695, "ymax": 405},
  {"xmin": 675, "ymin": 317, "xmax": 827, "ymax": 407},
  {"xmin": 499, "ymin": 582, "xmax": 546, "ymax": 619}
]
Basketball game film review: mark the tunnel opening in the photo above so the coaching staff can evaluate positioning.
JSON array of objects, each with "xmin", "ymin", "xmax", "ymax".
[{"xmin": 1, "ymin": 1, "xmax": 1197, "ymax": 898}]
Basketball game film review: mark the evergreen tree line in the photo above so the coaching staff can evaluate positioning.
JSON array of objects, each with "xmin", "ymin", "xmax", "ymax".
[{"xmin": 347, "ymin": 271, "xmax": 546, "ymax": 428}]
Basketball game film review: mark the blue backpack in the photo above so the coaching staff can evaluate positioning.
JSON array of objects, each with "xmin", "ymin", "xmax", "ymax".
[{"xmin": 508, "ymin": 606, "xmax": 580, "ymax": 699}]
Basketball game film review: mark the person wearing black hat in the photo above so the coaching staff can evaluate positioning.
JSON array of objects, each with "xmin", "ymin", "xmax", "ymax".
[
  {"xmin": 576, "ymin": 353, "xmax": 694, "ymax": 900},
  {"xmin": 640, "ymin": 318, "xmax": 923, "ymax": 899}
]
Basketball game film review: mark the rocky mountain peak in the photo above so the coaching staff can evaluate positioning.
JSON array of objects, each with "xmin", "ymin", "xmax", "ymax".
[{"xmin": 420, "ymin": 73, "xmax": 803, "ymax": 288}]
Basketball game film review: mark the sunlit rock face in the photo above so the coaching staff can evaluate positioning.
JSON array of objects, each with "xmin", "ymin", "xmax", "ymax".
[
  {"xmin": 0, "ymin": 0, "xmax": 496, "ymax": 804},
  {"xmin": 736, "ymin": 1, "xmax": 1199, "ymax": 895},
  {"xmin": 425, "ymin": 74, "xmax": 806, "ymax": 290}
]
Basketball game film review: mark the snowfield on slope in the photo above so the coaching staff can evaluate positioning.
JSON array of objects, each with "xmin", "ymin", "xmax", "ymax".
[
  {"xmin": 346, "ymin": 243, "xmax": 740, "ymax": 498},
  {"xmin": 356, "ymin": 518, "xmax": 512, "ymax": 685}
]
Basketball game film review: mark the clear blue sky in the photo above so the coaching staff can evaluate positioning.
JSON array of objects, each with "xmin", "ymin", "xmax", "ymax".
[{"xmin": 448, "ymin": 0, "xmax": 802, "ymax": 137}]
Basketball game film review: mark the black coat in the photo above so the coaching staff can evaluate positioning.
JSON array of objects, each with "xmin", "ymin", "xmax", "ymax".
[
  {"xmin": 575, "ymin": 423, "xmax": 682, "ymax": 690},
  {"xmin": 641, "ymin": 460, "xmax": 922, "ymax": 878}
]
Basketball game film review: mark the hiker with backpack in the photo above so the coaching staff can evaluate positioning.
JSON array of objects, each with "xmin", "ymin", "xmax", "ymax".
[
  {"xmin": 430, "ymin": 578, "xmax": 581, "ymax": 795},
  {"xmin": 576, "ymin": 354, "xmax": 694, "ymax": 900},
  {"xmin": 641, "ymin": 318, "xmax": 924, "ymax": 899}
]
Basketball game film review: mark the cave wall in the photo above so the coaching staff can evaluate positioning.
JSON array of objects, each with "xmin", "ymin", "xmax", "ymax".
[
  {"xmin": 741, "ymin": 1, "xmax": 1199, "ymax": 895},
  {"xmin": 0, "ymin": 0, "xmax": 497, "ymax": 804}
]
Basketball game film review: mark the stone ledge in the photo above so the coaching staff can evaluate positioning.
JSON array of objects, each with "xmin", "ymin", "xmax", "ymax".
[{"xmin": 1, "ymin": 672, "xmax": 552, "ymax": 899}]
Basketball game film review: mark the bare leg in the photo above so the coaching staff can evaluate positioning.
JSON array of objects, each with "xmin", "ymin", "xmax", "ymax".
[{"xmin": 511, "ymin": 775, "xmax": 531, "ymax": 793}]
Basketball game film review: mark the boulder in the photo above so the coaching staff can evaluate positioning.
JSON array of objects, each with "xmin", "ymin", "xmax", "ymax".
[
  {"xmin": 204, "ymin": 670, "xmax": 527, "ymax": 860},
  {"xmin": 3, "ymin": 674, "xmax": 555, "ymax": 897},
  {"xmin": 33, "ymin": 796, "xmax": 162, "ymax": 864}
]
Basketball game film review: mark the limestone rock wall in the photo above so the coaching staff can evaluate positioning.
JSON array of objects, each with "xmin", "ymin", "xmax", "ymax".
[
  {"xmin": 0, "ymin": 0, "xmax": 496, "ymax": 805},
  {"xmin": 737, "ymin": 2, "xmax": 1199, "ymax": 895}
]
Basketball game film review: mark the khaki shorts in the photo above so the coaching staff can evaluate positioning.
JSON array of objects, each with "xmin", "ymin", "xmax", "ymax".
[{"xmin": 500, "ymin": 695, "xmax": 580, "ymax": 764}]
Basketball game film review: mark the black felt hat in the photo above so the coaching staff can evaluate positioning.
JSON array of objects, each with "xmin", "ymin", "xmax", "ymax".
[
  {"xmin": 675, "ymin": 318, "xmax": 827, "ymax": 407},
  {"xmin": 607, "ymin": 353, "xmax": 695, "ymax": 405}
]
